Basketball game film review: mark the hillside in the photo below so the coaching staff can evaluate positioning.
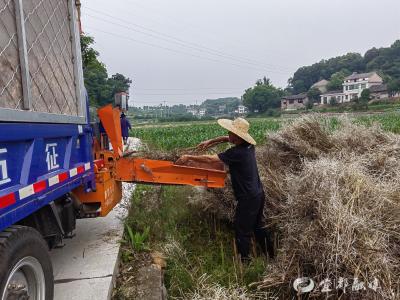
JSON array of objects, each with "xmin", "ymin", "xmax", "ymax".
[
  {"xmin": 200, "ymin": 97, "xmax": 240, "ymax": 114},
  {"xmin": 290, "ymin": 40, "xmax": 400, "ymax": 94}
]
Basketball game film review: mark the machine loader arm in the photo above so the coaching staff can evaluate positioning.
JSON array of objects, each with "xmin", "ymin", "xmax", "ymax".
[{"xmin": 72, "ymin": 105, "xmax": 226, "ymax": 217}]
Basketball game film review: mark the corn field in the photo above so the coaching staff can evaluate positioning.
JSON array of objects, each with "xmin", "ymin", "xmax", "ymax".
[
  {"xmin": 132, "ymin": 119, "xmax": 281, "ymax": 151},
  {"xmin": 130, "ymin": 113, "xmax": 400, "ymax": 151}
]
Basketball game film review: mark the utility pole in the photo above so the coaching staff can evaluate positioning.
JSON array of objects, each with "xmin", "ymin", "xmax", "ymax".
[{"xmin": 163, "ymin": 101, "xmax": 167, "ymax": 118}]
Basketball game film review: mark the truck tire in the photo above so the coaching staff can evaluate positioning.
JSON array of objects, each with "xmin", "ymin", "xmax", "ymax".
[{"xmin": 0, "ymin": 225, "xmax": 53, "ymax": 300}]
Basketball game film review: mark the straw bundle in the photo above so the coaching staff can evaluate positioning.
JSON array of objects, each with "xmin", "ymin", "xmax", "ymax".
[{"xmin": 200, "ymin": 116, "xmax": 400, "ymax": 299}]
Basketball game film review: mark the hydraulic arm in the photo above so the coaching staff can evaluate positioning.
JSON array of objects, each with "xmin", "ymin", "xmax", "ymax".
[{"xmin": 72, "ymin": 105, "xmax": 226, "ymax": 217}]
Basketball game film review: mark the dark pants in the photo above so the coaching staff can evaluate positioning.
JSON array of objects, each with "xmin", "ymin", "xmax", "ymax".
[{"xmin": 234, "ymin": 192, "xmax": 274, "ymax": 260}]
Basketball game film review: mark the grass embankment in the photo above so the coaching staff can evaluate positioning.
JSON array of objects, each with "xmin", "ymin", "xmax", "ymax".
[{"xmin": 116, "ymin": 185, "xmax": 267, "ymax": 299}]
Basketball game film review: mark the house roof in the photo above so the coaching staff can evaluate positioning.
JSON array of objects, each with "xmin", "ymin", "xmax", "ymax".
[
  {"xmin": 282, "ymin": 93, "xmax": 308, "ymax": 100},
  {"xmin": 311, "ymin": 79, "xmax": 329, "ymax": 88},
  {"xmin": 321, "ymin": 90, "xmax": 343, "ymax": 96},
  {"xmin": 345, "ymin": 72, "xmax": 377, "ymax": 80},
  {"xmin": 369, "ymin": 84, "xmax": 387, "ymax": 93}
]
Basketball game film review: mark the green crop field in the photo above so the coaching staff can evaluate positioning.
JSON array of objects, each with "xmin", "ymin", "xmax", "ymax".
[
  {"xmin": 131, "ymin": 118, "xmax": 281, "ymax": 151},
  {"xmin": 355, "ymin": 113, "xmax": 400, "ymax": 134},
  {"xmin": 131, "ymin": 113, "xmax": 400, "ymax": 151}
]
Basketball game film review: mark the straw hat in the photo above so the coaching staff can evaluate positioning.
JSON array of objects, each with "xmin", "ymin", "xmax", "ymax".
[{"xmin": 217, "ymin": 118, "xmax": 256, "ymax": 145}]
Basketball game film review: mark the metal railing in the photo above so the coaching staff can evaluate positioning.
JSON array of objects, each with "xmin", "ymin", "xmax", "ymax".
[{"xmin": 0, "ymin": 0, "xmax": 86, "ymax": 124}]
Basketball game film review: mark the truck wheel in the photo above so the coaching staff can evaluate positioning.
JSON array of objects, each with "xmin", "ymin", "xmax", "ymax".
[{"xmin": 0, "ymin": 226, "xmax": 53, "ymax": 300}]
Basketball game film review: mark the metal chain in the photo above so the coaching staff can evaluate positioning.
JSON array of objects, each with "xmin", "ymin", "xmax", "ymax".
[
  {"xmin": 29, "ymin": 17, "xmax": 71, "ymax": 113},
  {"xmin": 24, "ymin": 0, "xmax": 64, "ymax": 112},
  {"xmin": 44, "ymin": 0, "xmax": 75, "ymax": 88},
  {"xmin": 25, "ymin": 0, "xmax": 77, "ymax": 115},
  {"xmin": 23, "ymin": 0, "xmax": 47, "ymax": 23},
  {"xmin": 49, "ymin": 0, "xmax": 75, "ymax": 80},
  {"xmin": 0, "ymin": 0, "xmax": 22, "ymax": 109},
  {"xmin": 40, "ymin": 0, "xmax": 77, "ymax": 109},
  {"xmin": 0, "ymin": 0, "xmax": 80, "ymax": 116},
  {"xmin": 0, "ymin": 32, "xmax": 17, "ymax": 59},
  {"xmin": 25, "ymin": 1, "xmax": 71, "ymax": 113},
  {"xmin": 0, "ymin": 0, "xmax": 12, "ymax": 16}
]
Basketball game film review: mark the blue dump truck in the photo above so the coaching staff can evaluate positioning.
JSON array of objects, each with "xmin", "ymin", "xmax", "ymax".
[{"xmin": 0, "ymin": 1, "xmax": 226, "ymax": 299}]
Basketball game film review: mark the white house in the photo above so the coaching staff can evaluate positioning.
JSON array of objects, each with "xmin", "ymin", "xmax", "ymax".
[
  {"xmin": 199, "ymin": 109, "xmax": 206, "ymax": 116},
  {"xmin": 187, "ymin": 108, "xmax": 198, "ymax": 115},
  {"xmin": 342, "ymin": 72, "xmax": 383, "ymax": 101},
  {"xmin": 320, "ymin": 91, "xmax": 345, "ymax": 105},
  {"xmin": 235, "ymin": 105, "xmax": 248, "ymax": 114},
  {"xmin": 320, "ymin": 72, "xmax": 383, "ymax": 104}
]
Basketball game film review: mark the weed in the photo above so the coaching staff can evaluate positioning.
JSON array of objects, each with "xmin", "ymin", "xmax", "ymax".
[
  {"xmin": 125, "ymin": 225, "xmax": 150, "ymax": 252},
  {"xmin": 123, "ymin": 184, "xmax": 268, "ymax": 298}
]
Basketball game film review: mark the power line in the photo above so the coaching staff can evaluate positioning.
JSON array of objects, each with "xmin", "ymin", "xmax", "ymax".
[
  {"xmin": 89, "ymin": 0, "xmax": 291, "ymax": 63},
  {"xmin": 82, "ymin": 7, "xmax": 292, "ymax": 72},
  {"xmin": 84, "ymin": 26, "xmax": 288, "ymax": 74},
  {"xmin": 133, "ymin": 92, "xmax": 242, "ymax": 96},
  {"xmin": 135, "ymin": 87, "xmax": 244, "ymax": 91}
]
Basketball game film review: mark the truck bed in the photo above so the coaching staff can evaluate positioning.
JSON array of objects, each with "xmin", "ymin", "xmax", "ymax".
[
  {"xmin": 0, "ymin": 122, "xmax": 94, "ymax": 232},
  {"xmin": 0, "ymin": 0, "xmax": 86, "ymax": 124}
]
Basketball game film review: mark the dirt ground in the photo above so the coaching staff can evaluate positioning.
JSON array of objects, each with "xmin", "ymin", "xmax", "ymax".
[{"xmin": 112, "ymin": 249, "xmax": 153, "ymax": 299}]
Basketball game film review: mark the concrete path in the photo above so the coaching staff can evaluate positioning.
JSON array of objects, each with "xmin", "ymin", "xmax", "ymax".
[
  {"xmin": 51, "ymin": 138, "xmax": 139, "ymax": 300},
  {"xmin": 51, "ymin": 184, "xmax": 132, "ymax": 300}
]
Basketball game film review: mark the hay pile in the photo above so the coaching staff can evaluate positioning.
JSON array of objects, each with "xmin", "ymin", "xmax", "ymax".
[
  {"xmin": 201, "ymin": 117, "xmax": 400, "ymax": 299},
  {"xmin": 183, "ymin": 275, "xmax": 274, "ymax": 300}
]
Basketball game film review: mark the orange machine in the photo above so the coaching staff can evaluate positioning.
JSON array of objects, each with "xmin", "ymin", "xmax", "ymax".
[{"xmin": 73, "ymin": 105, "xmax": 226, "ymax": 217}]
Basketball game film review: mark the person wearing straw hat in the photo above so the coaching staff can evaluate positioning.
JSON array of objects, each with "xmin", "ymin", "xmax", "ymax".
[{"xmin": 176, "ymin": 118, "xmax": 274, "ymax": 262}]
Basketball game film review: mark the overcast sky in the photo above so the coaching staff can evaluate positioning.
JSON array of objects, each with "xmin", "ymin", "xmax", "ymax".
[{"xmin": 81, "ymin": 0, "xmax": 400, "ymax": 107}]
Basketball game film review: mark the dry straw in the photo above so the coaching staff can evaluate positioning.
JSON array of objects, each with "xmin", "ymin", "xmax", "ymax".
[{"xmin": 200, "ymin": 116, "xmax": 400, "ymax": 299}]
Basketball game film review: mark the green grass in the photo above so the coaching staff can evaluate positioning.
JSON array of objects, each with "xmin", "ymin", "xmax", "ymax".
[
  {"xmin": 131, "ymin": 113, "xmax": 400, "ymax": 152},
  {"xmin": 124, "ymin": 185, "xmax": 267, "ymax": 298},
  {"xmin": 131, "ymin": 118, "xmax": 280, "ymax": 151},
  {"xmin": 355, "ymin": 112, "xmax": 400, "ymax": 134}
]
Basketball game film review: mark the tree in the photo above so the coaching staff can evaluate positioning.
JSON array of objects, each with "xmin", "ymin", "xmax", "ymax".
[
  {"xmin": 288, "ymin": 40, "xmax": 400, "ymax": 95},
  {"xmin": 201, "ymin": 97, "xmax": 240, "ymax": 115},
  {"xmin": 108, "ymin": 73, "xmax": 132, "ymax": 95},
  {"xmin": 360, "ymin": 88, "xmax": 371, "ymax": 102},
  {"xmin": 80, "ymin": 34, "xmax": 132, "ymax": 107},
  {"xmin": 80, "ymin": 35, "xmax": 99, "ymax": 70},
  {"xmin": 329, "ymin": 97, "xmax": 338, "ymax": 106},
  {"xmin": 365, "ymin": 40, "xmax": 400, "ymax": 79},
  {"xmin": 290, "ymin": 53, "xmax": 365, "ymax": 94},
  {"xmin": 388, "ymin": 79, "xmax": 400, "ymax": 97},
  {"xmin": 305, "ymin": 99, "xmax": 314, "ymax": 110},
  {"xmin": 364, "ymin": 47, "xmax": 380, "ymax": 64},
  {"xmin": 327, "ymin": 70, "xmax": 351, "ymax": 91},
  {"xmin": 242, "ymin": 78, "xmax": 285, "ymax": 113},
  {"xmin": 352, "ymin": 92, "xmax": 369, "ymax": 111},
  {"xmin": 307, "ymin": 87, "xmax": 321, "ymax": 103}
]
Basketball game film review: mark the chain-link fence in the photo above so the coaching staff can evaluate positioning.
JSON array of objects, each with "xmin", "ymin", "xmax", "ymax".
[
  {"xmin": 0, "ymin": 0, "xmax": 85, "ymax": 123},
  {"xmin": 0, "ymin": 0, "xmax": 23, "ymax": 110}
]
